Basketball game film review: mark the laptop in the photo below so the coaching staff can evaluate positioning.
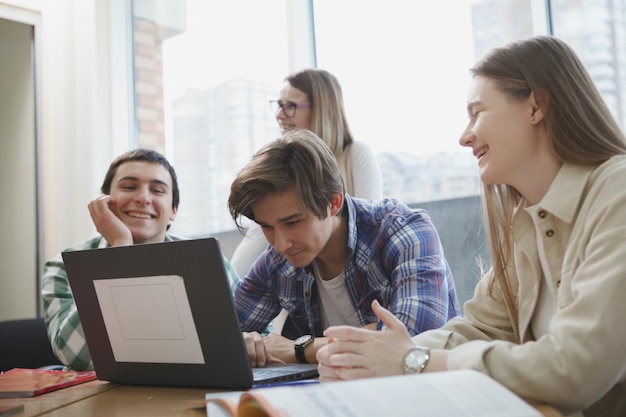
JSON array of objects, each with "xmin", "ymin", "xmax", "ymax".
[{"xmin": 62, "ymin": 237, "xmax": 318, "ymax": 389}]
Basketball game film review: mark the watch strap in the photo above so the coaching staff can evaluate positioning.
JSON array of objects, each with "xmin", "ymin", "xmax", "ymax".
[{"xmin": 294, "ymin": 335, "xmax": 313, "ymax": 364}]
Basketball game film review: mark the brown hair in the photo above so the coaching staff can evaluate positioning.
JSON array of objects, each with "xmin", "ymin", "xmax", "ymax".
[
  {"xmin": 100, "ymin": 148, "xmax": 180, "ymax": 209},
  {"xmin": 228, "ymin": 129, "xmax": 345, "ymax": 232},
  {"xmin": 472, "ymin": 36, "xmax": 626, "ymax": 342}
]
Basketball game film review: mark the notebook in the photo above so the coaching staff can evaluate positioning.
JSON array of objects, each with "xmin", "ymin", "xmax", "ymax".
[{"xmin": 62, "ymin": 237, "xmax": 318, "ymax": 389}]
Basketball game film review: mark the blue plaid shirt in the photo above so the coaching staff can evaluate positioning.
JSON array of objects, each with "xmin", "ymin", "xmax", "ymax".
[{"xmin": 234, "ymin": 195, "xmax": 460, "ymax": 337}]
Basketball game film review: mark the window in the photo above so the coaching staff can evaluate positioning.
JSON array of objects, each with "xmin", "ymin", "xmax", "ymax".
[
  {"xmin": 132, "ymin": 0, "xmax": 288, "ymax": 237},
  {"xmin": 128, "ymin": 0, "xmax": 626, "ymax": 238},
  {"xmin": 550, "ymin": 0, "xmax": 626, "ymax": 128},
  {"xmin": 313, "ymin": 0, "xmax": 539, "ymax": 204}
]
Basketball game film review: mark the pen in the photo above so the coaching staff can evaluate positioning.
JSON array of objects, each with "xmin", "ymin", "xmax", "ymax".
[{"xmin": 254, "ymin": 379, "xmax": 320, "ymax": 389}]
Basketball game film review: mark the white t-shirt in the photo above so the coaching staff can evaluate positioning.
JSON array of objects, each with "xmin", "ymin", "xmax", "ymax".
[{"xmin": 312, "ymin": 261, "xmax": 361, "ymax": 329}]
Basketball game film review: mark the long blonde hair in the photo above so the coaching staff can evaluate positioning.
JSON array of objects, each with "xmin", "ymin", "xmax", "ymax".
[
  {"xmin": 285, "ymin": 69, "xmax": 354, "ymax": 156},
  {"xmin": 473, "ymin": 36, "xmax": 626, "ymax": 341}
]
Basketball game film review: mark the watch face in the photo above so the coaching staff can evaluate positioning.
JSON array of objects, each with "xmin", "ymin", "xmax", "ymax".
[
  {"xmin": 295, "ymin": 335, "xmax": 312, "ymax": 346},
  {"xmin": 404, "ymin": 347, "xmax": 430, "ymax": 373},
  {"xmin": 406, "ymin": 350, "xmax": 426, "ymax": 367}
]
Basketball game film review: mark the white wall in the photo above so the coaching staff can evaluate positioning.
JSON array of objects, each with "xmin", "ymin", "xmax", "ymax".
[
  {"xmin": 0, "ymin": 16, "xmax": 37, "ymax": 319},
  {"xmin": 0, "ymin": 0, "xmax": 124, "ymax": 319},
  {"xmin": 37, "ymin": 0, "xmax": 117, "ymax": 260}
]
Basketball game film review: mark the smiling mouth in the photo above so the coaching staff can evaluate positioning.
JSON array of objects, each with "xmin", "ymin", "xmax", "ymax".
[
  {"xmin": 126, "ymin": 212, "xmax": 153, "ymax": 220},
  {"xmin": 475, "ymin": 148, "xmax": 487, "ymax": 159}
]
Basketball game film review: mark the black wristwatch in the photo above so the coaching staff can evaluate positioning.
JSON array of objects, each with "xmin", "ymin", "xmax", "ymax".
[{"xmin": 294, "ymin": 335, "xmax": 313, "ymax": 364}]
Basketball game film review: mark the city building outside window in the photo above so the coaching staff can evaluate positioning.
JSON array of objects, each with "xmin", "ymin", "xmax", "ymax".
[{"xmin": 128, "ymin": 0, "xmax": 626, "ymax": 238}]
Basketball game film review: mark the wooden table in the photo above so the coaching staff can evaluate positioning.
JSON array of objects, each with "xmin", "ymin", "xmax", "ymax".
[{"xmin": 0, "ymin": 379, "xmax": 563, "ymax": 417}]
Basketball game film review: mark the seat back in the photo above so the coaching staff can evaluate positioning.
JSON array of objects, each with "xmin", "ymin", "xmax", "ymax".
[{"xmin": 0, "ymin": 317, "xmax": 62, "ymax": 371}]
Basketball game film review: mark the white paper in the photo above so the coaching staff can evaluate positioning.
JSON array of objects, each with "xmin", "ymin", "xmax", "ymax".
[
  {"xmin": 233, "ymin": 370, "xmax": 542, "ymax": 417},
  {"xmin": 205, "ymin": 391, "xmax": 244, "ymax": 417},
  {"xmin": 93, "ymin": 275, "xmax": 205, "ymax": 364}
]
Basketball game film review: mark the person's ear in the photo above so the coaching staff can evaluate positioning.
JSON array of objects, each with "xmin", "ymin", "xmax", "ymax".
[
  {"xmin": 329, "ymin": 193, "xmax": 344, "ymax": 217},
  {"xmin": 170, "ymin": 205, "xmax": 179, "ymax": 221},
  {"xmin": 529, "ymin": 89, "xmax": 548, "ymax": 125}
]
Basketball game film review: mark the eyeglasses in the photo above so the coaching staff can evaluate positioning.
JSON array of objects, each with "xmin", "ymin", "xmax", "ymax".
[{"xmin": 269, "ymin": 100, "xmax": 311, "ymax": 117}]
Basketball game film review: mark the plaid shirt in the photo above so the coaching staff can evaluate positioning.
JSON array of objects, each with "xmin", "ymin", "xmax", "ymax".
[
  {"xmin": 235, "ymin": 195, "xmax": 461, "ymax": 337},
  {"xmin": 41, "ymin": 234, "xmax": 240, "ymax": 371}
]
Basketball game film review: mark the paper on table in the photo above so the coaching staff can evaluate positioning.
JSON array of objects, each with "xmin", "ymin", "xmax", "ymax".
[
  {"xmin": 206, "ymin": 370, "xmax": 542, "ymax": 417},
  {"xmin": 205, "ymin": 391, "xmax": 244, "ymax": 417}
]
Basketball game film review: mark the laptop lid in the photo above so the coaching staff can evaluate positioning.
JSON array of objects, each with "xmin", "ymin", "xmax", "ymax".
[{"xmin": 62, "ymin": 237, "xmax": 317, "ymax": 389}]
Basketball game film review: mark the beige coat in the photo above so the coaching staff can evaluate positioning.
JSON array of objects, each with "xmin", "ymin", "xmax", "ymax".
[{"xmin": 412, "ymin": 156, "xmax": 626, "ymax": 417}]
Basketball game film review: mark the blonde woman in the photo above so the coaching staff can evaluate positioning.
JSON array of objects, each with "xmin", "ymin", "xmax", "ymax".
[
  {"xmin": 317, "ymin": 36, "xmax": 626, "ymax": 417},
  {"xmin": 231, "ymin": 69, "xmax": 382, "ymax": 281}
]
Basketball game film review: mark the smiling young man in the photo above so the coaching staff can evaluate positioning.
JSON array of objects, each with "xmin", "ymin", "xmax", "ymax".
[
  {"xmin": 42, "ymin": 149, "xmax": 240, "ymax": 371},
  {"xmin": 228, "ymin": 129, "xmax": 460, "ymax": 367}
]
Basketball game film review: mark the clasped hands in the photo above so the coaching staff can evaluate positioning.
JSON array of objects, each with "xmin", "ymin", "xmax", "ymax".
[
  {"xmin": 316, "ymin": 300, "xmax": 416, "ymax": 382},
  {"xmin": 243, "ymin": 300, "xmax": 418, "ymax": 382}
]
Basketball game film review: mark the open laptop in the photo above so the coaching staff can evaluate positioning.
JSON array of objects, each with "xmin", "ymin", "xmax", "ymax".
[{"xmin": 62, "ymin": 237, "xmax": 318, "ymax": 389}]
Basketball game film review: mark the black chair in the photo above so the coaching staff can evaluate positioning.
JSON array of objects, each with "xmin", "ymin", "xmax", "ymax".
[{"xmin": 0, "ymin": 317, "xmax": 62, "ymax": 372}]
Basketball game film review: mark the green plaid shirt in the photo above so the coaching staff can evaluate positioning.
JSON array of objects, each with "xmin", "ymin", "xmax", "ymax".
[{"xmin": 41, "ymin": 234, "xmax": 241, "ymax": 371}]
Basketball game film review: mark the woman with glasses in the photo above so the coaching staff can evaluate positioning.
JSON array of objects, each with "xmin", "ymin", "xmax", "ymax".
[
  {"xmin": 231, "ymin": 69, "xmax": 383, "ymax": 298},
  {"xmin": 316, "ymin": 35, "xmax": 626, "ymax": 417},
  {"xmin": 268, "ymin": 69, "xmax": 382, "ymax": 201}
]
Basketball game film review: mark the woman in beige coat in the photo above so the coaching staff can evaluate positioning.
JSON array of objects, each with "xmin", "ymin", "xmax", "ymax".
[{"xmin": 316, "ymin": 36, "xmax": 626, "ymax": 417}]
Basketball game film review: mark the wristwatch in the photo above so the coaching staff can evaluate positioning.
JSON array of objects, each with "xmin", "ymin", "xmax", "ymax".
[
  {"xmin": 294, "ymin": 335, "xmax": 313, "ymax": 364},
  {"xmin": 403, "ymin": 345, "xmax": 430, "ymax": 374}
]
